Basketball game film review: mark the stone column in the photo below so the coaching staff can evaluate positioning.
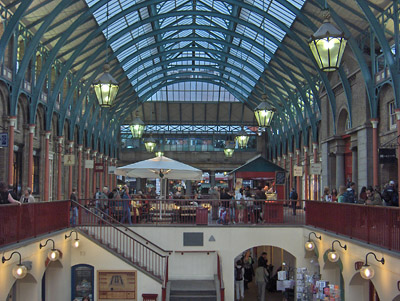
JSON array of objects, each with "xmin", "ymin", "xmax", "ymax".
[
  {"xmin": 210, "ymin": 170, "xmax": 216, "ymax": 188},
  {"xmin": 313, "ymin": 143, "xmax": 318, "ymax": 201},
  {"xmin": 113, "ymin": 159, "xmax": 117, "ymax": 189},
  {"xmin": 77, "ymin": 145, "xmax": 83, "ymax": 199},
  {"xmin": 44, "ymin": 132, "xmax": 51, "ymax": 202},
  {"xmin": 321, "ymin": 142, "xmax": 329, "ymax": 190},
  {"xmin": 282, "ymin": 154, "xmax": 286, "ymax": 170},
  {"xmin": 277, "ymin": 156, "xmax": 281, "ymax": 167},
  {"xmin": 85, "ymin": 148, "xmax": 91, "ymax": 200},
  {"xmin": 289, "ymin": 152, "xmax": 293, "ymax": 191},
  {"xmin": 68, "ymin": 141, "xmax": 74, "ymax": 197},
  {"xmin": 304, "ymin": 146, "xmax": 309, "ymax": 200},
  {"xmin": 57, "ymin": 137, "xmax": 63, "ymax": 200},
  {"xmin": 396, "ymin": 109, "xmax": 400, "ymax": 206},
  {"xmin": 27, "ymin": 125, "xmax": 35, "ymax": 189},
  {"xmin": 7, "ymin": 117, "xmax": 16, "ymax": 185},
  {"xmin": 98, "ymin": 153, "xmax": 103, "ymax": 189},
  {"xmin": 336, "ymin": 153, "xmax": 345, "ymax": 188},
  {"xmin": 371, "ymin": 119, "xmax": 379, "ymax": 187},
  {"xmin": 92, "ymin": 151, "xmax": 97, "ymax": 194},
  {"xmin": 104, "ymin": 156, "xmax": 108, "ymax": 187},
  {"xmin": 357, "ymin": 128, "xmax": 373, "ymax": 191},
  {"xmin": 296, "ymin": 149, "xmax": 301, "ymax": 198}
]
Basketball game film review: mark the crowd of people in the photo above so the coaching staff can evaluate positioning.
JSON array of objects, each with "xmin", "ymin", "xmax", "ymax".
[
  {"xmin": 0, "ymin": 181, "xmax": 35, "ymax": 205},
  {"xmin": 318, "ymin": 180, "xmax": 399, "ymax": 207}
]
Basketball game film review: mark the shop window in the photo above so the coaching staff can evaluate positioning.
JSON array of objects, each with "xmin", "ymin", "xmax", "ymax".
[{"xmin": 389, "ymin": 101, "xmax": 397, "ymax": 130}]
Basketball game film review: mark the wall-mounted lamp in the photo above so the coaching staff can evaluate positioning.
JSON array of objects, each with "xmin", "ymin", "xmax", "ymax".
[
  {"xmin": 327, "ymin": 240, "xmax": 347, "ymax": 262},
  {"xmin": 39, "ymin": 239, "xmax": 60, "ymax": 261},
  {"xmin": 65, "ymin": 230, "xmax": 80, "ymax": 248},
  {"xmin": 305, "ymin": 232, "xmax": 321, "ymax": 251},
  {"xmin": 360, "ymin": 252, "xmax": 384, "ymax": 280},
  {"xmin": 2, "ymin": 251, "xmax": 28, "ymax": 279}
]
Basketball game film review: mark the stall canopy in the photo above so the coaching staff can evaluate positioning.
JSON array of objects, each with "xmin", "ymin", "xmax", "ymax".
[
  {"xmin": 230, "ymin": 155, "xmax": 285, "ymax": 179},
  {"xmin": 116, "ymin": 156, "xmax": 203, "ymax": 180}
]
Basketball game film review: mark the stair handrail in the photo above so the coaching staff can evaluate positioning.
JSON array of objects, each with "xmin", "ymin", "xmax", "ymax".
[
  {"xmin": 74, "ymin": 200, "xmax": 168, "ymax": 259},
  {"xmin": 217, "ymin": 252, "xmax": 225, "ymax": 300},
  {"xmin": 75, "ymin": 199, "xmax": 171, "ymax": 254}
]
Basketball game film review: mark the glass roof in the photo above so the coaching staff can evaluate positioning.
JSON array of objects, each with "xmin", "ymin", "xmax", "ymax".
[{"xmin": 84, "ymin": 0, "xmax": 305, "ymax": 102}]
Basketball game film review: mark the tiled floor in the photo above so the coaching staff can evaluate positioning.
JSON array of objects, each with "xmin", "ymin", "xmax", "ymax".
[{"xmin": 240, "ymin": 281, "xmax": 288, "ymax": 301}]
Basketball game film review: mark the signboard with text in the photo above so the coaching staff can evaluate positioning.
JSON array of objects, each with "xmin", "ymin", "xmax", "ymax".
[
  {"xmin": 293, "ymin": 166, "xmax": 303, "ymax": 177},
  {"xmin": 94, "ymin": 163, "xmax": 104, "ymax": 173},
  {"xmin": 85, "ymin": 160, "xmax": 94, "ymax": 169},
  {"xmin": 310, "ymin": 163, "xmax": 322, "ymax": 175},
  {"xmin": 98, "ymin": 270, "xmax": 136, "ymax": 300},
  {"xmin": 0, "ymin": 133, "xmax": 8, "ymax": 147},
  {"xmin": 64, "ymin": 154, "xmax": 75, "ymax": 166},
  {"xmin": 379, "ymin": 148, "xmax": 396, "ymax": 164},
  {"xmin": 108, "ymin": 166, "xmax": 116, "ymax": 174}
]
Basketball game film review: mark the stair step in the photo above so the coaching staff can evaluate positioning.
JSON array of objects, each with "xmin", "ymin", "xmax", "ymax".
[
  {"xmin": 170, "ymin": 290, "xmax": 216, "ymax": 296},
  {"xmin": 169, "ymin": 296, "xmax": 217, "ymax": 301}
]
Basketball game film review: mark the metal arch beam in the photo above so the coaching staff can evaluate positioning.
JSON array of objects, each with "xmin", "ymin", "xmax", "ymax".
[
  {"xmin": 136, "ymin": 72, "xmax": 250, "ymax": 101},
  {"xmin": 131, "ymin": 56, "xmax": 258, "ymax": 88},
  {"xmin": 10, "ymin": 0, "xmax": 74, "ymax": 116},
  {"xmin": 134, "ymin": 64, "xmax": 254, "ymax": 92},
  {"xmin": 355, "ymin": 0, "xmax": 400, "ymax": 112},
  {"xmin": 0, "ymin": 0, "xmax": 33, "ymax": 79},
  {"xmin": 30, "ymin": 0, "xmax": 109, "ymax": 126}
]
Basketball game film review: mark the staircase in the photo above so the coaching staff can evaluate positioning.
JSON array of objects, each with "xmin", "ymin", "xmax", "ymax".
[
  {"xmin": 169, "ymin": 280, "xmax": 217, "ymax": 301},
  {"xmin": 74, "ymin": 202, "xmax": 169, "ymax": 285}
]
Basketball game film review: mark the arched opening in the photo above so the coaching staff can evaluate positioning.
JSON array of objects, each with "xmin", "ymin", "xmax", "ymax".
[
  {"xmin": 337, "ymin": 108, "xmax": 350, "ymax": 136},
  {"xmin": 234, "ymin": 245, "xmax": 297, "ymax": 301},
  {"xmin": 41, "ymin": 260, "xmax": 63, "ymax": 301},
  {"xmin": 6, "ymin": 273, "xmax": 37, "ymax": 301},
  {"xmin": 349, "ymin": 272, "xmax": 381, "ymax": 301},
  {"xmin": 393, "ymin": 294, "xmax": 400, "ymax": 301}
]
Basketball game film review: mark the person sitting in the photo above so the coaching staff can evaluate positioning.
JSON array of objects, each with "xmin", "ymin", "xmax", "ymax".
[{"xmin": 365, "ymin": 186, "xmax": 382, "ymax": 206}]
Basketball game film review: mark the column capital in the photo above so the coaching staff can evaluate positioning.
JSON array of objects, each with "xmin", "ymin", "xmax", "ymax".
[
  {"xmin": 395, "ymin": 108, "xmax": 400, "ymax": 121},
  {"xmin": 78, "ymin": 145, "xmax": 83, "ymax": 152},
  {"xmin": 29, "ymin": 124, "xmax": 35, "ymax": 134},
  {"xmin": 370, "ymin": 118, "xmax": 379, "ymax": 128},
  {"xmin": 289, "ymin": 152, "xmax": 293, "ymax": 158},
  {"xmin": 295, "ymin": 149, "xmax": 300, "ymax": 155},
  {"xmin": 85, "ymin": 148, "xmax": 91, "ymax": 154},
  {"xmin": 58, "ymin": 136, "xmax": 64, "ymax": 144},
  {"xmin": 8, "ymin": 116, "xmax": 16, "ymax": 127},
  {"xmin": 44, "ymin": 131, "xmax": 51, "ymax": 139},
  {"xmin": 92, "ymin": 150, "xmax": 98, "ymax": 157},
  {"xmin": 104, "ymin": 156, "xmax": 108, "ymax": 161},
  {"xmin": 312, "ymin": 143, "xmax": 318, "ymax": 150},
  {"xmin": 283, "ymin": 154, "xmax": 286, "ymax": 160},
  {"xmin": 68, "ymin": 141, "xmax": 74, "ymax": 149},
  {"xmin": 304, "ymin": 146, "xmax": 309, "ymax": 153},
  {"xmin": 99, "ymin": 153, "xmax": 103, "ymax": 159},
  {"xmin": 277, "ymin": 156, "xmax": 281, "ymax": 161}
]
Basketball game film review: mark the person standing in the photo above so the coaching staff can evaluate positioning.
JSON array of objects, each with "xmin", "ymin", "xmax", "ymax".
[
  {"xmin": 0, "ymin": 181, "xmax": 20, "ymax": 205},
  {"xmin": 235, "ymin": 260, "xmax": 245, "ymax": 301},
  {"xmin": 289, "ymin": 187, "xmax": 298, "ymax": 215},
  {"xmin": 120, "ymin": 185, "xmax": 132, "ymax": 225},
  {"xmin": 70, "ymin": 187, "xmax": 78, "ymax": 226},
  {"xmin": 382, "ymin": 181, "xmax": 399, "ymax": 206},
  {"xmin": 337, "ymin": 186, "xmax": 347, "ymax": 203},
  {"xmin": 242, "ymin": 250, "xmax": 254, "ymax": 290},
  {"xmin": 255, "ymin": 257, "xmax": 269, "ymax": 301},
  {"xmin": 20, "ymin": 188, "xmax": 35, "ymax": 203}
]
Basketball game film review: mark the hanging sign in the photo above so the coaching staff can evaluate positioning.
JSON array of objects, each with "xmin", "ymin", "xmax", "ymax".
[
  {"xmin": 108, "ymin": 166, "xmax": 116, "ymax": 174},
  {"xmin": 293, "ymin": 166, "xmax": 303, "ymax": 176},
  {"xmin": 64, "ymin": 154, "xmax": 75, "ymax": 166},
  {"xmin": 85, "ymin": 160, "xmax": 94, "ymax": 169},
  {"xmin": 94, "ymin": 163, "xmax": 104, "ymax": 172},
  {"xmin": 379, "ymin": 148, "xmax": 396, "ymax": 164},
  {"xmin": 0, "ymin": 132, "xmax": 8, "ymax": 147},
  {"xmin": 310, "ymin": 163, "xmax": 322, "ymax": 175}
]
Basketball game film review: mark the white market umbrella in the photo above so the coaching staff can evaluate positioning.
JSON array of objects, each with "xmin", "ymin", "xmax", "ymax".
[{"xmin": 116, "ymin": 156, "xmax": 202, "ymax": 180}]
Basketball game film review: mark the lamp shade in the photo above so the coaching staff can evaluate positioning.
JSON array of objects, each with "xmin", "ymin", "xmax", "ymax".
[
  {"xmin": 360, "ymin": 265, "xmax": 375, "ymax": 280},
  {"xmin": 254, "ymin": 101, "xmax": 276, "ymax": 127},
  {"xmin": 144, "ymin": 137, "xmax": 156, "ymax": 152},
  {"xmin": 12, "ymin": 264, "xmax": 27, "ymax": 279},
  {"xmin": 235, "ymin": 128, "xmax": 249, "ymax": 148},
  {"xmin": 48, "ymin": 250, "xmax": 60, "ymax": 262},
  {"xmin": 130, "ymin": 116, "xmax": 145, "ymax": 138},
  {"xmin": 224, "ymin": 141, "xmax": 235, "ymax": 157},
  {"xmin": 305, "ymin": 240, "xmax": 315, "ymax": 251},
  {"xmin": 328, "ymin": 250, "xmax": 339, "ymax": 262},
  {"xmin": 308, "ymin": 15, "xmax": 347, "ymax": 72},
  {"xmin": 73, "ymin": 239, "xmax": 80, "ymax": 248},
  {"xmin": 93, "ymin": 64, "xmax": 119, "ymax": 107},
  {"xmin": 155, "ymin": 151, "xmax": 164, "ymax": 157}
]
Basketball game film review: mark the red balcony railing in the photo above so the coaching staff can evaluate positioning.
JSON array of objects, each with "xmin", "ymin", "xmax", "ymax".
[
  {"xmin": 0, "ymin": 201, "xmax": 70, "ymax": 247},
  {"xmin": 305, "ymin": 201, "xmax": 400, "ymax": 252}
]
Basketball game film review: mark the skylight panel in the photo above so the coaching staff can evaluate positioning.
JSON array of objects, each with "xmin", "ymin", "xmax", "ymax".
[
  {"xmin": 157, "ymin": 1, "xmax": 177, "ymax": 14},
  {"xmin": 268, "ymin": 1, "xmax": 296, "ymax": 27},
  {"xmin": 240, "ymin": 8, "xmax": 263, "ymax": 28},
  {"xmin": 160, "ymin": 16, "xmax": 179, "ymax": 28},
  {"xmin": 110, "ymin": 32, "xmax": 131, "ymax": 50},
  {"xmin": 209, "ymin": 16, "xmax": 229, "ymax": 29},
  {"xmin": 125, "ymin": 10, "xmax": 140, "ymax": 25},
  {"xmin": 210, "ymin": 30, "xmax": 225, "ymax": 40},
  {"xmin": 211, "ymin": 0, "xmax": 232, "ymax": 15},
  {"xmin": 262, "ymin": 18, "xmax": 285, "ymax": 41},
  {"xmin": 108, "ymin": 18, "xmax": 127, "ymax": 38}
]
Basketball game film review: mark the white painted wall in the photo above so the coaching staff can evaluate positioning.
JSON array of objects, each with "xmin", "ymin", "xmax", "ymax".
[{"xmin": 1, "ymin": 227, "xmax": 400, "ymax": 301}]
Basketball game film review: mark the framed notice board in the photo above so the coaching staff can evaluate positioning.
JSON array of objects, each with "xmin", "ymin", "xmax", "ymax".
[
  {"xmin": 71, "ymin": 264, "xmax": 94, "ymax": 300},
  {"xmin": 98, "ymin": 270, "xmax": 137, "ymax": 300}
]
